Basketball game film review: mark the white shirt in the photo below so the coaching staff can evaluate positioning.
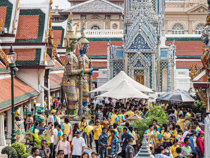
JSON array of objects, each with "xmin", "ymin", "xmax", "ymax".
[
  {"xmin": 72, "ymin": 137, "xmax": 86, "ymax": 156},
  {"xmin": 27, "ymin": 156, "xmax": 41, "ymax": 158},
  {"xmin": 54, "ymin": 128, "xmax": 58, "ymax": 145},
  {"xmin": 93, "ymin": 99, "xmax": 99, "ymax": 107}
]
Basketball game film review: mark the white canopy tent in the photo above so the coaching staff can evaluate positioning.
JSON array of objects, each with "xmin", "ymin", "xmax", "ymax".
[
  {"xmin": 91, "ymin": 71, "xmax": 153, "ymax": 93},
  {"xmin": 97, "ymin": 79, "xmax": 149, "ymax": 99}
]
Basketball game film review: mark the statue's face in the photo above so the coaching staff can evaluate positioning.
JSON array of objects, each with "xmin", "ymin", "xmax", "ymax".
[
  {"xmin": 83, "ymin": 44, "xmax": 89, "ymax": 54},
  {"xmin": 70, "ymin": 40, "xmax": 77, "ymax": 51}
]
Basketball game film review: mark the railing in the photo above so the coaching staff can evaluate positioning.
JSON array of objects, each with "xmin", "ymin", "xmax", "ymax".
[{"xmin": 83, "ymin": 29, "xmax": 123, "ymax": 37}]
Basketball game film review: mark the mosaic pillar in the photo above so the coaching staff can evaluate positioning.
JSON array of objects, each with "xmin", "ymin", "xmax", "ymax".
[
  {"xmin": 6, "ymin": 110, "xmax": 12, "ymax": 139},
  {"xmin": 124, "ymin": 53, "xmax": 128, "ymax": 74},
  {"xmin": 0, "ymin": 113, "xmax": 6, "ymax": 146},
  {"xmin": 152, "ymin": 54, "xmax": 156, "ymax": 90},
  {"xmin": 19, "ymin": 106, "xmax": 25, "ymax": 134}
]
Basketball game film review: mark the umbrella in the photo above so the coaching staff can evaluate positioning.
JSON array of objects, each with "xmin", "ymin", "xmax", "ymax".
[
  {"xmin": 156, "ymin": 90, "xmax": 195, "ymax": 104},
  {"xmin": 97, "ymin": 79, "xmax": 149, "ymax": 99},
  {"xmin": 91, "ymin": 71, "xmax": 152, "ymax": 93}
]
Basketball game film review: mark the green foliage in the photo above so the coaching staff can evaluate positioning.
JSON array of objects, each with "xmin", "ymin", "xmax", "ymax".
[
  {"xmin": 1, "ymin": 146, "xmax": 17, "ymax": 157},
  {"xmin": 11, "ymin": 142, "xmax": 26, "ymax": 158},
  {"xmin": 21, "ymin": 153, "xmax": 30, "ymax": 158},
  {"xmin": 133, "ymin": 106, "xmax": 168, "ymax": 143},
  {"xmin": 195, "ymin": 101, "xmax": 206, "ymax": 111},
  {"xmin": 25, "ymin": 131, "xmax": 50, "ymax": 148}
]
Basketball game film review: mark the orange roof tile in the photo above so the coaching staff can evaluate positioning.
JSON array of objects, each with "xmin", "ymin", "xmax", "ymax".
[
  {"xmin": 92, "ymin": 61, "xmax": 107, "ymax": 67},
  {"xmin": 166, "ymin": 41, "xmax": 203, "ymax": 55},
  {"xmin": 50, "ymin": 72, "xmax": 63, "ymax": 86},
  {"xmin": 0, "ymin": 6, "xmax": 7, "ymax": 29},
  {"xmin": 54, "ymin": 61, "xmax": 63, "ymax": 68},
  {"xmin": 92, "ymin": 71, "xmax": 99, "ymax": 80},
  {"xmin": 16, "ymin": 15, "xmax": 39, "ymax": 39},
  {"xmin": 176, "ymin": 61, "xmax": 203, "ymax": 68},
  {"xmin": 53, "ymin": 30, "xmax": 62, "ymax": 45},
  {"xmin": 196, "ymin": 74, "xmax": 207, "ymax": 82},
  {"xmin": 75, "ymin": 41, "xmax": 123, "ymax": 56},
  {"xmin": 4, "ymin": 49, "xmax": 36, "ymax": 61},
  {"xmin": 0, "ymin": 77, "xmax": 36, "ymax": 103}
]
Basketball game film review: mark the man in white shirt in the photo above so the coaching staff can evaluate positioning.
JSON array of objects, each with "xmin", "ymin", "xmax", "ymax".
[
  {"xmin": 27, "ymin": 147, "xmax": 41, "ymax": 158},
  {"xmin": 53, "ymin": 122, "xmax": 58, "ymax": 158},
  {"xmin": 72, "ymin": 131, "xmax": 86, "ymax": 158},
  {"xmin": 93, "ymin": 97, "xmax": 99, "ymax": 107}
]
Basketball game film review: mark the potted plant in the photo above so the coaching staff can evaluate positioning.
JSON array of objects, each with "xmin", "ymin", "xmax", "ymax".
[{"xmin": 1, "ymin": 146, "xmax": 17, "ymax": 158}]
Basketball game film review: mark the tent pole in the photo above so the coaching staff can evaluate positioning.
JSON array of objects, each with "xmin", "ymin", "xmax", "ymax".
[{"xmin": 124, "ymin": 98, "xmax": 126, "ymax": 108}]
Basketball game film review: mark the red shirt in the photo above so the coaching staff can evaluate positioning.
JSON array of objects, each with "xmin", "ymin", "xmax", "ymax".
[{"xmin": 197, "ymin": 136, "xmax": 204, "ymax": 154}]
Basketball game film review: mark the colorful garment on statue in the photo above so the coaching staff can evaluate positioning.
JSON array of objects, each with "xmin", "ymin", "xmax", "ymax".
[{"xmin": 15, "ymin": 121, "xmax": 23, "ymax": 138}]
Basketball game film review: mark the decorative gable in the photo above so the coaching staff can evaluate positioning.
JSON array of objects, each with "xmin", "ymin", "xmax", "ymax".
[
  {"xmin": 191, "ymin": 6, "xmax": 208, "ymax": 13},
  {"xmin": 187, "ymin": 4, "xmax": 208, "ymax": 14},
  {"xmin": 52, "ymin": 26, "xmax": 65, "ymax": 47},
  {"xmin": 0, "ymin": 0, "xmax": 13, "ymax": 31},
  {"xmin": 90, "ymin": 15, "xmax": 102, "ymax": 19},
  {"xmin": 129, "ymin": 34, "xmax": 151, "ymax": 50}
]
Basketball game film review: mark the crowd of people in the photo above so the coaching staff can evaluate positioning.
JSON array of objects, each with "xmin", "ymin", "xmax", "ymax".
[{"xmin": 13, "ymin": 97, "xmax": 206, "ymax": 158}]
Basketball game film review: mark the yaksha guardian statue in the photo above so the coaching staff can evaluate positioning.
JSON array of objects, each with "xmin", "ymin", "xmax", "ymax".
[
  {"xmin": 61, "ymin": 13, "xmax": 83, "ymax": 117},
  {"xmin": 78, "ymin": 22, "xmax": 93, "ymax": 108}
]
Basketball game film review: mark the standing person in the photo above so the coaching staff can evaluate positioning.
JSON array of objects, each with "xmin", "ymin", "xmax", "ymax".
[
  {"xmin": 193, "ymin": 122, "xmax": 201, "ymax": 134},
  {"xmin": 53, "ymin": 122, "xmax": 59, "ymax": 158},
  {"xmin": 189, "ymin": 130, "xmax": 197, "ymax": 158},
  {"xmin": 97, "ymin": 107, "xmax": 103, "ymax": 121},
  {"xmin": 98, "ymin": 127, "xmax": 108, "ymax": 158},
  {"xmin": 110, "ymin": 130, "xmax": 119, "ymax": 157},
  {"xmin": 134, "ymin": 128, "xmax": 140, "ymax": 155},
  {"xmin": 79, "ymin": 117, "xmax": 88, "ymax": 143},
  {"xmin": 84, "ymin": 125, "xmax": 93, "ymax": 149},
  {"xmin": 52, "ymin": 97, "xmax": 59, "ymax": 110},
  {"xmin": 171, "ymin": 139, "xmax": 180, "ymax": 158},
  {"xmin": 107, "ymin": 125, "xmax": 115, "ymax": 155},
  {"xmin": 175, "ymin": 147, "xmax": 185, "ymax": 158},
  {"xmin": 176, "ymin": 115, "xmax": 186, "ymax": 134},
  {"xmin": 57, "ymin": 125, "xmax": 63, "ymax": 144},
  {"xmin": 196, "ymin": 130, "xmax": 205, "ymax": 158},
  {"xmin": 93, "ymin": 120, "xmax": 103, "ymax": 154},
  {"xmin": 26, "ymin": 114, "xmax": 33, "ymax": 131},
  {"xmin": 47, "ymin": 110, "xmax": 56, "ymax": 125},
  {"xmin": 28, "ymin": 147, "xmax": 41, "ymax": 158},
  {"xmin": 154, "ymin": 146, "xmax": 173, "ymax": 158},
  {"xmin": 57, "ymin": 150, "xmax": 65, "ymax": 158},
  {"xmin": 56, "ymin": 134, "xmax": 71, "ymax": 158},
  {"xmin": 72, "ymin": 131, "xmax": 86, "ymax": 158},
  {"xmin": 44, "ymin": 122, "xmax": 55, "ymax": 158},
  {"xmin": 125, "ymin": 137, "xmax": 134, "ymax": 158},
  {"xmin": 163, "ymin": 126, "xmax": 172, "ymax": 147},
  {"xmin": 62, "ymin": 117, "xmax": 72, "ymax": 141},
  {"xmin": 39, "ymin": 140, "xmax": 50, "ymax": 158},
  {"xmin": 182, "ymin": 138, "xmax": 193, "ymax": 158},
  {"xmin": 15, "ymin": 116, "xmax": 24, "ymax": 142},
  {"xmin": 120, "ymin": 128, "xmax": 134, "ymax": 158}
]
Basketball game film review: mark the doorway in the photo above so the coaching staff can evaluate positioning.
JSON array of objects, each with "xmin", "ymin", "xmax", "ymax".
[{"xmin": 135, "ymin": 74, "xmax": 144, "ymax": 85}]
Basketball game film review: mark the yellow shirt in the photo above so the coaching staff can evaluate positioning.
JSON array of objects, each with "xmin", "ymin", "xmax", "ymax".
[
  {"xmin": 84, "ymin": 126, "xmax": 93, "ymax": 136},
  {"xmin": 62, "ymin": 123, "xmax": 71, "ymax": 137},
  {"xmin": 174, "ymin": 110, "xmax": 178, "ymax": 116},
  {"xmin": 110, "ymin": 114, "xmax": 118, "ymax": 125},
  {"xmin": 156, "ymin": 131, "xmax": 160, "ymax": 143},
  {"xmin": 170, "ymin": 130, "xmax": 176, "ymax": 142},
  {"xmin": 15, "ymin": 110, "xmax": 19, "ymax": 118},
  {"xmin": 124, "ymin": 111, "xmax": 134, "ymax": 117},
  {"xmin": 79, "ymin": 122, "xmax": 89, "ymax": 132},
  {"xmin": 176, "ymin": 119, "xmax": 185, "ymax": 132},
  {"xmin": 163, "ymin": 132, "xmax": 171, "ymax": 142},
  {"xmin": 118, "ymin": 114, "xmax": 124, "ymax": 123},
  {"xmin": 86, "ymin": 108, "xmax": 91, "ymax": 119},
  {"xmin": 130, "ymin": 131, "xmax": 136, "ymax": 145},
  {"xmin": 146, "ymin": 130, "xmax": 155, "ymax": 143},
  {"xmin": 57, "ymin": 130, "xmax": 63, "ymax": 143},
  {"xmin": 107, "ymin": 131, "xmax": 112, "ymax": 149},
  {"xmin": 171, "ymin": 145, "xmax": 180, "ymax": 158},
  {"xmin": 93, "ymin": 125, "xmax": 102, "ymax": 140}
]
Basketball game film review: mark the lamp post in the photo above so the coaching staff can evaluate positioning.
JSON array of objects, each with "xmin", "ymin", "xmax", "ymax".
[{"xmin": 7, "ymin": 45, "xmax": 17, "ymax": 144}]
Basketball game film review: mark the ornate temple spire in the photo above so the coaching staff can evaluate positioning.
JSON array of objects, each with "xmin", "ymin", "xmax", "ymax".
[{"xmin": 78, "ymin": 22, "xmax": 89, "ymax": 51}]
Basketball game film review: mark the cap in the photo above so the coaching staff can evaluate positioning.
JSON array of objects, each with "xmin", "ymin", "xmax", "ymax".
[
  {"xmin": 57, "ymin": 150, "xmax": 64, "ymax": 154},
  {"xmin": 191, "ymin": 129, "xmax": 196, "ymax": 135},
  {"xmin": 51, "ymin": 110, "xmax": 56, "ymax": 114},
  {"xmin": 198, "ymin": 130, "xmax": 205, "ymax": 135},
  {"xmin": 75, "ymin": 130, "xmax": 81, "ymax": 135}
]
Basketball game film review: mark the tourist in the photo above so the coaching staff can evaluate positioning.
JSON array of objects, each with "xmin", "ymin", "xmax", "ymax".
[
  {"xmin": 14, "ymin": 107, "xmax": 19, "ymax": 118},
  {"xmin": 128, "ymin": 126, "xmax": 136, "ymax": 148},
  {"xmin": 84, "ymin": 125, "xmax": 93, "ymax": 149},
  {"xmin": 47, "ymin": 110, "xmax": 56, "ymax": 125},
  {"xmin": 169, "ymin": 109, "xmax": 177, "ymax": 123},
  {"xmin": 177, "ymin": 107, "xmax": 183, "ymax": 116},
  {"xmin": 52, "ymin": 97, "xmax": 59, "ymax": 110},
  {"xmin": 154, "ymin": 126, "xmax": 161, "ymax": 148},
  {"xmin": 39, "ymin": 140, "xmax": 50, "ymax": 158},
  {"xmin": 57, "ymin": 150, "xmax": 64, "ymax": 158},
  {"xmin": 154, "ymin": 146, "xmax": 173, "ymax": 158},
  {"xmin": 56, "ymin": 134, "xmax": 71, "ymax": 158},
  {"xmin": 125, "ymin": 137, "xmax": 134, "ymax": 158},
  {"xmin": 53, "ymin": 122, "xmax": 59, "ymax": 158},
  {"xmin": 118, "ymin": 109, "xmax": 125, "ymax": 123},
  {"xmin": 57, "ymin": 125, "xmax": 63, "ymax": 143},
  {"xmin": 196, "ymin": 130, "xmax": 205, "ymax": 158},
  {"xmin": 182, "ymin": 137, "xmax": 193, "ymax": 158},
  {"xmin": 171, "ymin": 139, "xmax": 180, "ymax": 158},
  {"xmin": 189, "ymin": 129, "xmax": 197, "ymax": 158},
  {"xmin": 86, "ymin": 105, "xmax": 92, "ymax": 119},
  {"xmin": 124, "ymin": 106, "xmax": 134, "ymax": 117},
  {"xmin": 107, "ymin": 125, "xmax": 114, "ymax": 155},
  {"xmin": 93, "ymin": 120, "xmax": 103, "ymax": 154},
  {"xmin": 62, "ymin": 117, "xmax": 72, "ymax": 141},
  {"xmin": 28, "ymin": 147, "xmax": 41, "ymax": 158},
  {"xmin": 93, "ymin": 97, "xmax": 99, "ymax": 107},
  {"xmin": 145, "ymin": 124, "xmax": 156, "ymax": 145},
  {"xmin": 153, "ymin": 119, "xmax": 161, "ymax": 132},
  {"xmin": 163, "ymin": 126, "xmax": 172, "ymax": 147},
  {"xmin": 175, "ymin": 147, "xmax": 185, "ymax": 158},
  {"xmin": 110, "ymin": 130, "xmax": 119, "ymax": 157},
  {"xmin": 120, "ymin": 127, "xmax": 134, "ymax": 158},
  {"xmin": 96, "ymin": 107, "xmax": 103, "ymax": 121},
  {"xmin": 98, "ymin": 127, "xmax": 108, "ymax": 158},
  {"xmin": 176, "ymin": 115, "xmax": 186, "ymax": 132},
  {"xmin": 110, "ymin": 109, "xmax": 119, "ymax": 125},
  {"xmin": 193, "ymin": 121, "xmax": 201, "ymax": 134},
  {"xmin": 79, "ymin": 117, "xmax": 88, "ymax": 142},
  {"xmin": 100, "ymin": 117, "xmax": 109, "ymax": 130},
  {"xmin": 91, "ymin": 152, "xmax": 97, "ymax": 158},
  {"xmin": 44, "ymin": 122, "xmax": 55, "ymax": 158},
  {"xmin": 72, "ymin": 123, "xmax": 80, "ymax": 137},
  {"xmin": 81, "ymin": 152, "xmax": 89, "ymax": 158},
  {"xmin": 15, "ymin": 116, "xmax": 24, "ymax": 142},
  {"xmin": 134, "ymin": 128, "xmax": 140, "ymax": 155},
  {"xmin": 72, "ymin": 131, "xmax": 86, "ymax": 158},
  {"xmin": 26, "ymin": 114, "xmax": 33, "ymax": 131}
]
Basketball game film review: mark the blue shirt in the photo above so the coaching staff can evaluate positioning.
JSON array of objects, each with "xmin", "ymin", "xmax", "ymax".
[
  {"xmin": 189, "ymin": 136, "xmax": 197, "ymax": 154},
  {"xmin": 98, "ymin": 133, "xmax": 108, "ymax": 149},
  {"xmin": 111, "ymin": 137, "xmax": 119, "ymax": 155},
  {"xmin": 155, "ymin": 154, "xmax": 173, "ymax": 158},
  {"xmin": 121, "ymin": 133, "xmax": 134, "ymax": 150}
]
